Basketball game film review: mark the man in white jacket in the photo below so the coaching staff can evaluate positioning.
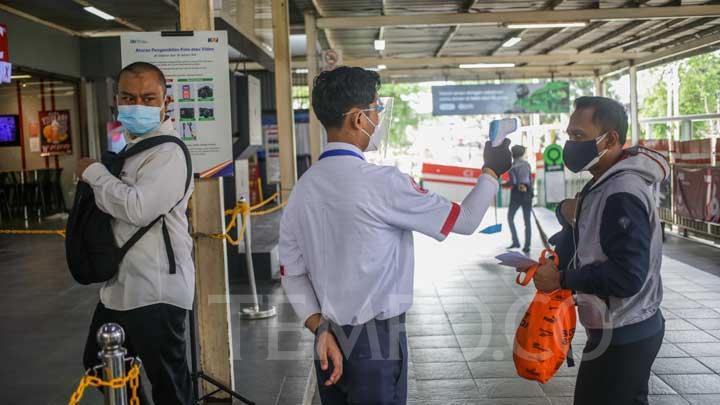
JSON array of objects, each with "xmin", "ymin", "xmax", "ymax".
[
  {"xmin": 76, "ymin": 62, "xmax": 194, "ymax": 405},
  {"xmin": 280, "ymin": 66, "xmax": 512, "ymax": 404}
]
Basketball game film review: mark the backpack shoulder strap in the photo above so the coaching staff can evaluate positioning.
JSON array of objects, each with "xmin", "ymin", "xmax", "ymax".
[{"xmin": 119, "ymin": 135, "xmax": 192, "ymax": 195}]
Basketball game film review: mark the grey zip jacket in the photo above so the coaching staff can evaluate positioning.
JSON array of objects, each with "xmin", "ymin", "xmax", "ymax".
[{"xmin": 563, "ymin": 146, "xmax": 670, "ymax": 339}]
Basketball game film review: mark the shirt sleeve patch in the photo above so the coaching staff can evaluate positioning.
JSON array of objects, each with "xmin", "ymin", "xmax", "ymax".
[{"xmin": 440, "ymin": 202, "xmax": 461, "ymax": 236}]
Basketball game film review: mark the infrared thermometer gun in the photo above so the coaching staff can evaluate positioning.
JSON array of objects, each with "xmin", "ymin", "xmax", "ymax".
[{"xmin": 489, "ymin": 118, "xmax": 519, "ymax": 147}]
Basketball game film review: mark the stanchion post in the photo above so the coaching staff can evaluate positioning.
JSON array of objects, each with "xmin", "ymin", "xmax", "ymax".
[
  {"xmin": 96, "ymin": 323, "xmax": 128, "ymax": 405},
  {"xmin": 239, "ymin": 198, "xmax": 276, "ymax": 319}
]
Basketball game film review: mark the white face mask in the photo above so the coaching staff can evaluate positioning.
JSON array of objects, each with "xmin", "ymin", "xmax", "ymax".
[{"xmin": 360, "ymin": 111, "xmax": 384, "ymax": 152}]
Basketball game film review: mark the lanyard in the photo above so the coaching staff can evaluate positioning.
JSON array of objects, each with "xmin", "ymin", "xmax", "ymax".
[{"xmin": 318, "ymin": 149, "xmax": 365, "ymax": 161}]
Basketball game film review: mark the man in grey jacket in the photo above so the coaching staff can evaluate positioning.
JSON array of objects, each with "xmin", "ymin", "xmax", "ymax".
[{"xmin": 533, "ymin": 97, "xmax": 669, "ymax": 405}]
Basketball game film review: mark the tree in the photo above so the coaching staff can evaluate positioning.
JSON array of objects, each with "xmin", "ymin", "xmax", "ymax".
[
  {"xmin": 379, "ymin": 83, "xmax": 429, "ymax": 147},
  {"xmin": 641, "ymin": 67, "xmax": 669, "ymax": 139},
  {"xmin": 678, "ymin": 53, "xmax": 720, "ymax": 138}
]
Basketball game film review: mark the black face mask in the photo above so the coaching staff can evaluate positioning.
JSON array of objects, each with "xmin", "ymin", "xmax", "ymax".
[{"xmin": 563, "ymin": 133, "xmax": 608, "ymax": 173}]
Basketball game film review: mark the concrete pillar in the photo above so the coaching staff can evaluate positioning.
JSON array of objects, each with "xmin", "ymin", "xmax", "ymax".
[
  {"xmin": 304, "ymin": 11, "xmax": 323, "ymax": 163},
  {"xmin": 178, "ymin": 0, "xmax": 235, "ymax": 399},
  {"xmin": 629, "ymin": 64, "xmax": 639, "ymax": 146},
  {"xmin": 272, "ymin": 0, "xmax": 297, "ymax": 199}
]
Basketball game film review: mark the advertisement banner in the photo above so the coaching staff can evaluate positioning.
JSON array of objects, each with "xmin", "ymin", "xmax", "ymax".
[
  {"xmin": 121, "ymin": 31, "xmax": 233, "ymax": 177},
  {"xmin": 39, "ymin": 110, "xmax": 72, "ymax": 156},
  {"xmin": 432, "ymin": 82, "xmax": 569, "ymax": 116},
  {"xmin": 674, "ymin": 167, "xmax": 710, "ymax": 221}
]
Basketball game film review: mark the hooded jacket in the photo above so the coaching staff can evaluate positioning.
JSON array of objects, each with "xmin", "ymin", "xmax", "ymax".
[{"xmin": 553, "ymin": 146, "xmax": 670, "ymax": 344}]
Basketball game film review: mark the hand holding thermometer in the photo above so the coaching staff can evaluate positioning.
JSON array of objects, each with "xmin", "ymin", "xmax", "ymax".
[
  {"xmin": 479, "ymin": 117, "xmax": 519, "ymax": 235},
  {"xmin": 489, "ymin": 117, "xmax": 518, "ymax": 147}
]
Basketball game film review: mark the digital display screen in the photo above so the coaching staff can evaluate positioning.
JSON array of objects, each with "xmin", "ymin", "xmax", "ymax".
[{"xmin": 0, "ymin": 115, "xmax": 19, "ymax": 146}]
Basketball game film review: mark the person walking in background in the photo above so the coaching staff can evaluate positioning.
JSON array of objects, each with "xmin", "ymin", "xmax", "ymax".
[{"xmin": 507, "ymin": 145, "xmax": 533, "ymax": 253}]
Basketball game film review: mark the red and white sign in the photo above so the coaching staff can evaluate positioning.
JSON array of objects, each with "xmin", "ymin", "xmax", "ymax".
[{"xmin": 421, "ymin": 163, "xmax": 485, "ymax": 201}]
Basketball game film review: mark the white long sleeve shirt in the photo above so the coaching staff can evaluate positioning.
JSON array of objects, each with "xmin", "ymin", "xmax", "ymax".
[
  {"xmin": 280, "ymin": 142, "xmax": 498, "ymax": 326},
  {"xmin": 82, "ymin": 119, "xmax": 195, "ymax": 311}
]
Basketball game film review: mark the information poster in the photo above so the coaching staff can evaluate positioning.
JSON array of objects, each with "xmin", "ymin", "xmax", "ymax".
[
  {"xmin": 432, "ymin": 82, "xmax": 569, "ymax": 116},
  {"xmin": 39, "ymin": 110, "xmax": 72, "ymax": 156},
  {"xmin": 121, "ymin": 31, "xmax": 233, "ymax": 177}
]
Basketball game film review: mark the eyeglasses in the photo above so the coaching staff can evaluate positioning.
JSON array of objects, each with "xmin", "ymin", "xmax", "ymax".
[{"xmin": 343, "ymin": 99, "xmax": 385, "ymax": 116}]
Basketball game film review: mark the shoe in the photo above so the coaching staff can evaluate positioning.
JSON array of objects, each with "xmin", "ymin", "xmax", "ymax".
[
  {"xmin": 522, "ymin": 246, "xmax": 530, "ymax": 253},
  {"xmin": 507, "ymin": 243, "xmax": 520, "ymax": 249}
]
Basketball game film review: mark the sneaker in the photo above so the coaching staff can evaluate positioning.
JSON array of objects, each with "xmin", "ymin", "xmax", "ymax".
[
  {"xmin": 522, "ymin": 246, "xmax": 531, "ymax": 253},
  {"xmin": 507, "ymin": 243, "xmax": 520, "ymax": 249}
]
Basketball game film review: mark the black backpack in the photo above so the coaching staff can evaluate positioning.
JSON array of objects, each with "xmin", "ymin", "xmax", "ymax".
[{"xmin": 65, "ymin": 136, "xmax": 192, "ymax": 285}]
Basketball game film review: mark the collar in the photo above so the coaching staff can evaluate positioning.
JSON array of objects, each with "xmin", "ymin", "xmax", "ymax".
[
  {"xmin": 323, "ymin": 142, "xmax": 366, "ymax": 159},
  {"xmin": 124, "ymin": 118, "xmax": 176, "ymax": 146}
]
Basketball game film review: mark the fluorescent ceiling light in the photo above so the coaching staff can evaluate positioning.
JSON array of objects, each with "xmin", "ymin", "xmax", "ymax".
[
  {"xmin": 502, "ymin": 37, "xmax": 522, "ymax": 48},
  {"xmin": 374, "ymin": 39, "xmax": 386, "ymax": 51},
  {"xmin": 11, "ymin": 75, "xmax": 31, "ymax": 79},
  {"xmin": 506, "ymin": 22, "xmax": 587, "ymax": 29},
  {"xmin": 459, "ymin": 63, "xmax": 516, "ymax": 69},
  {"xmin": 294, "ymin": 68, "xmax": 309, "ymax": 74},
  {"xmin": 84, "ymin": 6, "xmax": 115, "ymax": 21},
  {"xmin": 377, "ymin": 64, "xmax": 387, "ymax": 70}
]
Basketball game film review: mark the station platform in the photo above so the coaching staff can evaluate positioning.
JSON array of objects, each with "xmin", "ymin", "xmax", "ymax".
[{"xmin": 1, "ymin": 207, "xmax": 719, "ymax": 404}]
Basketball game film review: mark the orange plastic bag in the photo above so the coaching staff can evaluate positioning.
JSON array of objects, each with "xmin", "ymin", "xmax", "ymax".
[{"xmin": 513, "ymin": 249, "xmax": 576, "ymax": 384}]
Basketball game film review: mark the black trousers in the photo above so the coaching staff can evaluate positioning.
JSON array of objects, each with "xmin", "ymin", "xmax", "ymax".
[
  {"xmin": 508, "ymin": 189, "xmax": 532, "ymax": 248},
  {"xmin": 315, "ymin": 314, "xmax": 408, "ymax": 405},
  {"xmin": 574, "ymin": 327, "xmax": 665, "ymax": 405},
  {"xmin": 83, "ymin": 302, "xmax": 193, "ymax": 405}
]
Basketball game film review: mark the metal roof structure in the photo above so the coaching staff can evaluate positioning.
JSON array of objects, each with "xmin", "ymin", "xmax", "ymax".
[
  {"xmin": 3, "ymin": 1, "xmax": 720, "ymax": 81},
  {"xmin": 291, "ymin": 0, "xmax": 720, "ymax": 81}
]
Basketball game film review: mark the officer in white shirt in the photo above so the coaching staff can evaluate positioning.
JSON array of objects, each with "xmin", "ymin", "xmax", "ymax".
[
  {"xmin": 280, "ymin": 66, "xmax": 512, "ymax": 404},
  {"xmin": 76, "ymin": 62, "xmax": 194, "ymax": 405}
]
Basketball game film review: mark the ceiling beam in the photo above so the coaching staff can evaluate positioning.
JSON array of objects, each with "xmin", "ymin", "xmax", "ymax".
[
  {"xmin": 537, "ymin": 0, "xmax": 648, "ymax": 55},
  {"xmin": 488, "ymin": 0, "xmax": 564, "ymax": 56},
  {"xmin": 342, "ymin": 52, "xmax": 647, "ymax": 68},
  {"xmin": 316, "ymin": 5, "xmax": 720, "ymax": 29},
  {"xmin": 381, "ymin": 66, "xmax": 601, "ymax": 77},
  {"xmin": 0, "ymin": 3, "xmax": 85, "ymax": 37},
  {"xmin": 601, "ymin": 29, "xmax": 720, "ymax": 77},
  {"xmin": 622, "ymin": 17, "xmax": 716, "ymax": 51},
  {"xmin": 73, "ymin": 0, "xmax": 144, "ymax": 31},
  {"xmin": 594, "ymin": 18, "xmax": 687, "ymax": 53},
  {"xmin": 435, "ymin": 0, "xmax": 478, "ymax": 57}
]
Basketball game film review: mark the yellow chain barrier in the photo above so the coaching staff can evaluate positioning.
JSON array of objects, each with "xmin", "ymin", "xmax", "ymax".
[
  {"xmin": 68, "ymin": 363, "xmax": 140, "ymax": 405},
  {"xmin": 250, "ymin": 200, "xmax": 287, "ymax": 217},
  {"xmin": 0, "ymin": 229, "xmax": 65, "ymax": 237},
  {"xmin": 250, "ymin": 192, "xmax": 279, "ymax": 211}
]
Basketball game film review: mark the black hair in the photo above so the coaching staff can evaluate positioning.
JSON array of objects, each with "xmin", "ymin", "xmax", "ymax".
[
  {"xmin": 117, "ymin": 62, "xmax": 167, "ymax": 96},
  {"xmin": 311, "ymin": 66, "xmax": 381, "ymax": 129},
  {"xmin": 573, "ymin": 96, "xmax": 628, "ymax": 145},
  {"xmin": 511, "ymin": 145, "xmax": 526, "ymax": 159}
]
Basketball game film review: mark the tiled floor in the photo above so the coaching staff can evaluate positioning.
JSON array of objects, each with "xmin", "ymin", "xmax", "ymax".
[
  {"xmin": 1, "ymin": 208, "xmax": 720, "ymax": 404},
  {"xmin": 398, "ymin": 209, "xmax": 720, "ymax": 405}
]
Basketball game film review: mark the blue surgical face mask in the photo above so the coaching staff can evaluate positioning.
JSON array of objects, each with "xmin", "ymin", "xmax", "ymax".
[
  {"xmin": 563, "ymin": 132, "xmax": 608, "ymax": 173},
  {"xmin": 117, "ymin": 105, "xmax": 162, "ymax": 135}
]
